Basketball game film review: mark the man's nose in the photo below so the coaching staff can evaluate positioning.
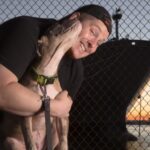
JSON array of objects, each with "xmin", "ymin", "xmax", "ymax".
[
  {"xmin": 88, "ymin": 38, "xmax": 98, "ymax": 48},
  {"xmin": 86, "ymin": 43, "xmax": 97, "ymax": 54}
]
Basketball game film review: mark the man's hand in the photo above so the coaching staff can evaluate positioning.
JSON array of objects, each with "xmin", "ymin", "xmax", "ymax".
[{"xmin": 50, "ymin": 90, "xmax": 73, "ymax": 118}]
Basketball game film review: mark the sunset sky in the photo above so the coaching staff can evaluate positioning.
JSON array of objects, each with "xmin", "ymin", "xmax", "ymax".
[{"xmin": 127, "ymin": 78, "xmax": 150, "ymax": 120}]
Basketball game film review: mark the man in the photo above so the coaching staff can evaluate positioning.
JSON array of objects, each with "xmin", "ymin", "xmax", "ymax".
[
  {"xmin": 0, "ymin": 4, "xmax": 111, "ymax": 118},
  {"xmin": 0, "ymin": 4, "xmax": 112, "ymax": 148}
]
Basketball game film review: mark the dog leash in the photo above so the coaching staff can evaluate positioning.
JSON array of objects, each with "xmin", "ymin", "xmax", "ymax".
[
  {"xmin": 30, "ymin": 67, "xmax": 58, "ymax": 150},
  {"xmin": 40, "ymin": 84, "xmax": 52, "ymax": 150}
]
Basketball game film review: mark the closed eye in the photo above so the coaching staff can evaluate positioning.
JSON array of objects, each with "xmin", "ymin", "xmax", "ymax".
[{"xmin": 91, "ymin": 29, "xmax": 99, "ymax": 37}]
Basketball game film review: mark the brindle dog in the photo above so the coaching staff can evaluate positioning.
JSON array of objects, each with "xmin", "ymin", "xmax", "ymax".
[{"xmin": 0, "ymin": 19, "xmax": 82, "ymax": 150}]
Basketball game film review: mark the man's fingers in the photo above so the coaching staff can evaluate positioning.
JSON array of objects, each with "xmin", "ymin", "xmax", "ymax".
[
  {"xmin": 59, "ymin": 90, "xmax": 68, "ymax": 96},
  {"xmin": 55, "ymin": 90, "xmax": 70, "ymax": 100}
]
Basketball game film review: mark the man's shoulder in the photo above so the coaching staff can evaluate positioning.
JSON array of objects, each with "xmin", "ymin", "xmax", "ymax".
[
  {"xmin": 13, "ymin": 16, "xmax": 56, "ymax": 24},
  {"xmin": 0, "ymin": 16, "xmax": 56, "ymax": 30}
]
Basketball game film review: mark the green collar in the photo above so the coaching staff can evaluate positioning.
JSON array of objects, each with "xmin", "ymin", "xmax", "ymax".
[{"xmin": 30, "ymin": 67, "xmax": 58, "ymax": 85}]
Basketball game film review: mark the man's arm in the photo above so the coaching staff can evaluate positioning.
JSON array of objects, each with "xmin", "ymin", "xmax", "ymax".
[
  {"xmin": 0, "ymin": 64, "xmax": 72, "ymax": 117},
  {"xmin": 0, "ymin": 64, "xmax": 43, "ymax": 116}
]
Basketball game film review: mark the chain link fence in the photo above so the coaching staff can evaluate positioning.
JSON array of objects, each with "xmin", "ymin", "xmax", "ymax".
[{"xmin": 0, "ymin": 0, "xmax": 150, "ymax": 150}]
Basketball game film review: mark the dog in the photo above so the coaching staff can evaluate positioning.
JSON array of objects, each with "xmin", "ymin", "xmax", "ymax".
[{"xmin": 0, "ymin": 18, "xmax": 82, "ymax": 150}]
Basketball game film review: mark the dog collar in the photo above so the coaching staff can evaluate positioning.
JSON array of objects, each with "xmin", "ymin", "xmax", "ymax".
[{"xmin": 31, "ymin": 67, "xmax": 58, "ymax": 85}]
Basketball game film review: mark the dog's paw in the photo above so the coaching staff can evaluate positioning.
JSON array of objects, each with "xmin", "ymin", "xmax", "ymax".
[{"xmin": 4, "ymin": 137, "xmax": 25, "ymax": 150}]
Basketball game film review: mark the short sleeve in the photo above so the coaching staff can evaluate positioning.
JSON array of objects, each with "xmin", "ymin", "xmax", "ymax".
[{"xmin": 0, "ymin": 16, "xmax": 39, "ymax": 79}]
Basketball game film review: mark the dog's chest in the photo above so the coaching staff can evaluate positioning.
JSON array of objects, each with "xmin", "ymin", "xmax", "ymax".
[{"xmin": 35, "ymin": 79, "xmax": 61, "ymax": 99}]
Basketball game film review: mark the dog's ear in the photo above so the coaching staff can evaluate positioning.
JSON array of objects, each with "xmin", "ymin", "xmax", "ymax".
[{"xmin": 38, "ymin": 36, "xmax": 49, "ymax": 46}]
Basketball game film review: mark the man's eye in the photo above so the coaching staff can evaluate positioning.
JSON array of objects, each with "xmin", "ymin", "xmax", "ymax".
[
  {"xmin": 91, "ymin": 30, "xmax": 96, "ymax": 36},
  {"xmin": 91, "ymin": 29, "xmax": 99, "ymax": 37}
]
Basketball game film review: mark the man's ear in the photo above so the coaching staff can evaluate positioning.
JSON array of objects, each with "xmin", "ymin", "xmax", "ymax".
[{"xmin": 69, "ymin": 12, "xmax": 80, "ymax": 20}]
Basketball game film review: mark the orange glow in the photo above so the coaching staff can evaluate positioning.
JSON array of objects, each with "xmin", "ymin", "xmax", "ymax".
[
  {"xmin": 126, "ymin": 92, "xmax": 150, "ymax": 121},
  {"xmin": 126, "ymin": 79, "xmax": 150, "ymax": 121},
  {"xmin": 127, "ymin": 114, "xmax": 150, "ymax": 121}
]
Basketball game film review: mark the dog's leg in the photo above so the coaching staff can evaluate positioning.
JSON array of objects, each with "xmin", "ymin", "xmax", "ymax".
[
  {"xmin": 4, "ymin": 137, "xmax": 26, "ymax": 150},
  {"xmin": 55, "ymin": 117, "xmax": 69, "ymax": 150},
  {"xmin": 21, "ymin": 117, "xmax": 37, "ymax": 150}
]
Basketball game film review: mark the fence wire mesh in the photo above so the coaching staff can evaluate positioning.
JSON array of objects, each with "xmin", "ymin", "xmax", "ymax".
[{"xmin": 0, "ymin": 0, "xmax": 150, "ymax": 150}]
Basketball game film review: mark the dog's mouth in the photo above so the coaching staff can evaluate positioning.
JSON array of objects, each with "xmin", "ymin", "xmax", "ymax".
[
  {"xmin": 45, "ymin": 18, "xmax": 80, "ymax": 37},
  {"xmin": 61, "ymin": 18, "xmax": 80, "ymax": 33}
]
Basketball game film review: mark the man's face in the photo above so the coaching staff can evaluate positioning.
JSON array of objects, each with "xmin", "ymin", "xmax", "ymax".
[{"xmin": 69, "ymin": 13, "xmax": 109, "ymax": 59}]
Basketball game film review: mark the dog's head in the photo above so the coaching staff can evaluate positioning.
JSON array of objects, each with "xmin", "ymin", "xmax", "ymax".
[{"xmin": 37, "ymin": 19, "xmax": 82, "ymax": 57}]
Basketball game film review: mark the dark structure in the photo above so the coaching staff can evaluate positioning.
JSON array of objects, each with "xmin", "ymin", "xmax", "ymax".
[
  {"xmin": 69, "ymin": 40, "xmax": 150, "ymax": 150},
  {"xmin": 112, "ymin": 8, "xmax": 122, "ymax": 40}
]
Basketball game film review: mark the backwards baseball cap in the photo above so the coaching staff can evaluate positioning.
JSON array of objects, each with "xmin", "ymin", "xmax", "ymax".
[{"xmin": 75, "ymin": 4, "xmax": 112, "ymax": 35}]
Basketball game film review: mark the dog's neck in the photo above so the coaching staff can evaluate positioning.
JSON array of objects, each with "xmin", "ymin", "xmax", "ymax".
[
  {"xmin": 33, "ymin": 19, "xmax": 81, "ymax": 78},
  {"xmin": 35, "ymin": 46, "xmax": 68, "ymax": 77}
]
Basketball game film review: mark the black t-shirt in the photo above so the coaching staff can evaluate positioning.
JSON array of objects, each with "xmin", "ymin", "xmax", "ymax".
[{"xmin": 0, "ymin": 16, "xmax": 84, "ymax": 98}]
